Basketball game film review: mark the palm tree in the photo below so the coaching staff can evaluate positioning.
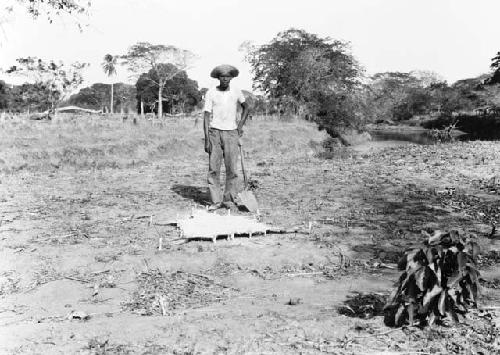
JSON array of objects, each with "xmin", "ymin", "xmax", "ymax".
[{"xmin": 101, "ymin": 54, "xmax": 117, "ymax": 114}]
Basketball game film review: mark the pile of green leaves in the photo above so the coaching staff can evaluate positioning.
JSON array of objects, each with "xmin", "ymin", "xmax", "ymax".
[{"xmin": 384, "ymin": 230, "xmax": 481, "ymax": 327}]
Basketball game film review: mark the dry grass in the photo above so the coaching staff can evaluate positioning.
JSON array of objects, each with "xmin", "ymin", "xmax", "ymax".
[
  {"xmin": 0, "ymin": 114, "xmax": 327, "ymax": 173},
  {"xmin": 123, "ymin": 269, "xmax": 236, "ymax": 316}
]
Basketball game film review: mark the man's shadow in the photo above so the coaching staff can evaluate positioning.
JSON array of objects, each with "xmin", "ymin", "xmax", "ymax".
[{"xmin": 171, "ymin": 184, "xmax": 210, "ymax": 205}]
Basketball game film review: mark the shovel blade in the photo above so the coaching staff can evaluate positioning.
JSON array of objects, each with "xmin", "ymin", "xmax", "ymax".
[{"xmin": 236, "ymin": 190, "xmax": 259, "ymax": 212}]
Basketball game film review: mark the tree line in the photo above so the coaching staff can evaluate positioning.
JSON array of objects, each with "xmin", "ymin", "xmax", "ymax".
[
  {"xmin": 0, "ymin": 43, "xmax": 203, "ymax": 115},
  {"xmin": 1, "ymin": 26, "xmax": 499, "ymax": 132},
  {"xmin": 242, "ymin": 29, "xmax": 500, "ymax": 136}
]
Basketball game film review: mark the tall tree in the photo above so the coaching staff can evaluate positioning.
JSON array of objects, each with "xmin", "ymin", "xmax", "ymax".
[
  {"xmin": 136, "ymin": 67, "xmax": 201, "ymax": 114},
  {"xmin": 6, "ymin": 57, "xmax": 88, "ymax": 112},
  {"xmin": 487, "ymin": 51, "xmax": 500, "ymax": 85},
  {"xmin": 243, "ymin": 28, "xmax": 361, "ymax": 132},
  {"xmin": 101, "ymin": 54, "xmax": 117, "ymax": 113},
  {"xmin": 120, "ymin": 42, "xmax": 196, "ymax": 118},
  {"xmin": 368, "ymin": 72, "xmax": 422, "ymax": 121}
]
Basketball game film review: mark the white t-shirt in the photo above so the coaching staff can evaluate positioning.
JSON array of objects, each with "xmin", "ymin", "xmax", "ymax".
[{"xmin": 203, "ymin": 86, "xmax": 245, "ymax": 130}]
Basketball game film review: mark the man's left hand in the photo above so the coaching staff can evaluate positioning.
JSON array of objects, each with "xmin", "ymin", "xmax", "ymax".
[{"xmin": 237, "ymin": 127, "xmax": 244, "ymax": 137}]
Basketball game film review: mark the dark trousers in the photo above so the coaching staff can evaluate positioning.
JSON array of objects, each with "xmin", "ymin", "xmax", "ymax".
[{"xmin": 207, "ymin": 128, "xmax": 239, "ymax": 204}]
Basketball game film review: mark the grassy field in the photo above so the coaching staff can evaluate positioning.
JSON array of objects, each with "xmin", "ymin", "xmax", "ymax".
[{"xmin": 0, "ymin": 114, "xmax": 499, "ymax": 354}]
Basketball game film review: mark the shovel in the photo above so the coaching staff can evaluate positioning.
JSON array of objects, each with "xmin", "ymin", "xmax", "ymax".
[{"xmin": 236, "ymin": 140, "xmax": 259, "ymax": 213}]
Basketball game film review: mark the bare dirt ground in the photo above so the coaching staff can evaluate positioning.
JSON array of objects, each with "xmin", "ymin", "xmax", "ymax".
[{"xmin": 0, "ymin": 115, "xmax": 499, "ymax": 354}]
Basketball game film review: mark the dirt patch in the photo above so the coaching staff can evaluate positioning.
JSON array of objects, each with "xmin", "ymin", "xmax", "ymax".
[
  {"xmin": 0, "ymin": 116, "xmax": 499, "ymax": 354},
  {"xmin": 122, "ymin": 270, "xmax": 237, "ymax": 316}
]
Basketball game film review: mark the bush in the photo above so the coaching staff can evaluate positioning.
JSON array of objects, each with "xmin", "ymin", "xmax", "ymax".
[
  {"xmin": 422, "ymin": 116, "xmax": 455, "ymax": 130},
  {"xmin": 423, "ymin": 114, "xmax": 500, "ymax": 140},
  {"xmin": 384, "ymin": 230, "xmax": 480, "ymax": 327}
]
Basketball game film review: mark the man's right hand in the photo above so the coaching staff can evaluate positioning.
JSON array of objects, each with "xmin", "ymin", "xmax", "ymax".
[{"xmin": 204, "ymin": 139, "xmax": 211, "ymax": 154}]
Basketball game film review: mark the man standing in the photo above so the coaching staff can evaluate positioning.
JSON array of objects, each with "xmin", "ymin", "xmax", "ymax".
[{"xmin": 203, "ymin": 64, "xmax": 250, "ymax": 210}]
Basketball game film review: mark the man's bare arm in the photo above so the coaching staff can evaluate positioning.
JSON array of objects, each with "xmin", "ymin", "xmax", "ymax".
[
  {"xmin": 203, "ymin": 111, "xmax": 211, "ymax": 153},
  {"xmin": 237, "ymin": 102, "xmax": 250, "ymax": 136}
]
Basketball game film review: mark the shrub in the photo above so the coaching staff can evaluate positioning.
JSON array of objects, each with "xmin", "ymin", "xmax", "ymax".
[
  {"xmin": 423, "ymin": 114, "xmax": 500, "ymax": 139},
  {"xmin": 384, "ymin": 230, "xmax": 480, "ymax": 327}
]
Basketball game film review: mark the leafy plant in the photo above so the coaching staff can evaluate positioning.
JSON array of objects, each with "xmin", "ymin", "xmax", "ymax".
[
  {"xmin": 425, "ymin": 120, "xmax": 458, "ymax": 143},
  {"xmin": 384, "ymin": 230, "xmax": 481, "ymax": 327}
]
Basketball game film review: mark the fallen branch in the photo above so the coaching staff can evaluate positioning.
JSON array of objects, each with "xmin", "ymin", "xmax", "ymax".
[{"xmin": 64, "ymin": 276, "xmax": 90, "ymax": 283}]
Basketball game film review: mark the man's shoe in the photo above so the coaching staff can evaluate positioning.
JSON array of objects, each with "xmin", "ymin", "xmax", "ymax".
[
  {"xmin": 207, "ymin": 202, "xmax": 222, "ymax": 211},
  {"xmin": 222, "ymin": 201, "xmax": 239, "ymax": 213}
]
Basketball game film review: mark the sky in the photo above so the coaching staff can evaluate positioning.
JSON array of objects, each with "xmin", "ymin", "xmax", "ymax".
[{"xmin": 1, "ymin": 0, "xmax": 499, "ymax": 92}]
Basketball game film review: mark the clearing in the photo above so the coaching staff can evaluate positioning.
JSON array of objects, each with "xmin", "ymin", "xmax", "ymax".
[{"xmin": 0, "ymin": 115, "xmax": 498, "ymax": 354}]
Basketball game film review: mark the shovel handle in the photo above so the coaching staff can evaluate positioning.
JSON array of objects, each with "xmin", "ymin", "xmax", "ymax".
[{"xmin": 239, "ymin": 143, "xmax": 248, "ymax": 187}]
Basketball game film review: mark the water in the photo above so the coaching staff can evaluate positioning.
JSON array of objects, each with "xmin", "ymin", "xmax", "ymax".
[
  {"xmin": 369, "ymin": 130, "xmax": 436, "ymax": 145},
  {"xmin": 353, "ymin": 129, "xmax": 492, "ymax": 154},
  {"xmin": 370, "ymin": 129, "xmax": 493, "ymax": 144}
]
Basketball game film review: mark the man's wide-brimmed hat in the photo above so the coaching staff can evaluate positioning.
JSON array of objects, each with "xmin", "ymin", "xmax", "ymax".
[{"xmin": 210, "ymin": 64, "xmax": 239, "ymax": 79}]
